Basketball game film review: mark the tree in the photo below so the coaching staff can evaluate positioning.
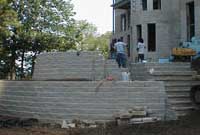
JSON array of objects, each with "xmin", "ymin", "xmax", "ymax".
[
  {"xmin": 74, "ymin": 20, "xmax": 111, "ymax": 57},
  {"xmin": 3, "ymin": 0, "xmax": 77, "ymax": 79},
  {"xmin": 0, "ymin": 0, "xmax": 19, "ymax": 79},
  {"xmin": 0, "ymin": 0, "xmax": 111, "ymax": 79}
]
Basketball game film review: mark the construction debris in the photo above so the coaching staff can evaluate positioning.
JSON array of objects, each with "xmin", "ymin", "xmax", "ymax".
[
  {"xmin": 113, "ymin": 107, "xmax": 161, "ymax": 125},
  {"xmin": 130, "ymin": 117, "xmax": 161, "ymax": 124},
  {"xmin": 62, "ymin": 119, "xmax": 98, "ymax": 129}
]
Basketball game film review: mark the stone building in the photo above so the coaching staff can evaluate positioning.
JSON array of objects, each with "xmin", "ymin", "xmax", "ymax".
[{"xmin": 112, "ymin": 0, "xmax": 200, "ymax": 62}]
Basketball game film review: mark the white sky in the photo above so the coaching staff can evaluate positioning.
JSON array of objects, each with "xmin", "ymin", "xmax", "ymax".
[{"xmin": 72, "ymin": 0, "xmax": 113, "ymax": 34}]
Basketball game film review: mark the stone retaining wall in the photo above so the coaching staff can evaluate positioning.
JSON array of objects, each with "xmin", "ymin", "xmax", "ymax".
[{"xmin": 0, "ymin": 81, "xmax": 167, "ymax": 124}]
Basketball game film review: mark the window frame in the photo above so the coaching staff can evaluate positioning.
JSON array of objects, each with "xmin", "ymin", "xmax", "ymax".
[{"xmin": 153, "ymin": 0, "xmax": 161, "ymax": 10}]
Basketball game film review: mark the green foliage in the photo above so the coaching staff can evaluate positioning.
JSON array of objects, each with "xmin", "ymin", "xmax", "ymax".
[
  {"xmin": 0, "ymin": 0, "xmax": 19, "ymax": 37},
  {"xmin": 0, "ymin": 0, "xmax": 111, "ymax": 79},
  {"xmin": 0, "ymin": 0, "xmax": 19, "ymax": 79},
  {"xmin": 73, "ymin": 20, "xmax": 111, "ymax": 57},
  {"xmin": 0, "ymin": 0, "xmax": 78, "ymax": 79}
]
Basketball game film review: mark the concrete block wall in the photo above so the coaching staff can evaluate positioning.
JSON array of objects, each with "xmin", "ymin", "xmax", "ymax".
[
  {"xmin": 0, "ymin": 81, "xmax": 168, "ymax": 123},
  {"xmin": 33, "ymin": 52, "xmax": 105, "ymax": 81},
  {"xmin": 130, "ymin": 0, "xmax": 181, "ymax": 61},
  {"xmin": 33, "ymin": 52, "xmax": 129, "ymax": 81}
]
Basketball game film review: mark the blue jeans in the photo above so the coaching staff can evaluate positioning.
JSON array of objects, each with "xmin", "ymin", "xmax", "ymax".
[{"xmin": 116, "ymin": 53, "xmax": 126, "ymax": 68}]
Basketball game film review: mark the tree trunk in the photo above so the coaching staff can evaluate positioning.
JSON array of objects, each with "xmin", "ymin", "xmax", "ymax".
[
  {"xmin": 20, "ymin": 49, "xmax": 25, "ymax": 79},
  {"xmin": 31, "ymin": 52, "xmax": 37, "ymax": 77},
  {"xmin": 10, "ymin": 48, "xmax": 16, "ymax": 80}
]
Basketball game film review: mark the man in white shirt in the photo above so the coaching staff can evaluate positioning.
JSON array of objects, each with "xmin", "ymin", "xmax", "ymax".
[
  {"xmin": 114, "ymin": 39, "xmax": 127, "ymax": 68},
  {"xmin": 137, "ymin": 38, "xmax": 145, "ymax": 62}
]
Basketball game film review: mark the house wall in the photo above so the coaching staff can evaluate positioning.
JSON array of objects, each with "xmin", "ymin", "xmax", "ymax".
[
  {"xmin": 112, "ymin": 0, "xmax": 181, "ymax": 62},
  {"xmin": 112, "ymin": 0, "xmax": 200, "ymax": 62},
  {"xmin": 130, "ymin": 0, "xmax": 181, "ymax": 61}
]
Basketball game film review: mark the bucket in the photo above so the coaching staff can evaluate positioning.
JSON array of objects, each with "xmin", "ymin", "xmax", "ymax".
[{"xmin": 121, "ymin": 72, "xmax": 130, "ymax": 81}]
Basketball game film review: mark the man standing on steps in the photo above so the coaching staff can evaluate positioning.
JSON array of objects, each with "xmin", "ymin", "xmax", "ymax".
[
  {"xmin": 114, "ymin": 39, "xmax": 127, "ymax": 68},
  {"xmin": 137, "ymin": 38, "xmax": 146, "ymax": 63}
]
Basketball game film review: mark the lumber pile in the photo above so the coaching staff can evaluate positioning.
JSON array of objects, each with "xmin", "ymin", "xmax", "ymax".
[{"xmin": 172, "ymin": 48, "xmax": 196, "ymax": 56}]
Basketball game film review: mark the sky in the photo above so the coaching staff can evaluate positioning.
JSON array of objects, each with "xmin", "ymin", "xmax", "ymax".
[{"xmin": 71, "ymin": 0, "xmax": 113, "ymax": 34}]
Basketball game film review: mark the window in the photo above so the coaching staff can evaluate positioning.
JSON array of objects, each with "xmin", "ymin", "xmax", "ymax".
[
  {"xmin": 127, "ymin": 10, "xmax": 131, "ymax": 29},
  {"xmin": 142, "ymin": 0, "xmax": 147, "ymax": 10},
  {"xmin": 153, "ymin": 0, "xmax": 161, "ymax": 10},
  {"xmin": 137, "ymin": 25, "xmax": 142, "ymax": 40},
  {"xmin": 127, "ymin": 35, "xmax": 130, "ymax": 57},
  {"xmin": 148, "ymin": 24, "xmax": 156, "ymax": 52},
  {"xmin": 121, "ymin": 14, "xmax": 126, "ymax": 31},
  {"xmin": 187, "ymin": 2, "xmax": 195, "ymax": 41},
  {"xmin": 120, "ymin": 37, "xmax": 124, "ymax": 42}
]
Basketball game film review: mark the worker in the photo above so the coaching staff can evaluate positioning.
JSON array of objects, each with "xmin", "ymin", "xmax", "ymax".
[
  {"xmin": 114, "ymin": 39, "xmax": 127, "ymax": 68},
  {"xmin": 137, "ymin": 38, "xmax": 146, "ymax": 62}
]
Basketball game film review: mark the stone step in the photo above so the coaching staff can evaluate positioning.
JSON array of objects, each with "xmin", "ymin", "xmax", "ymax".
[
  {"xmin": 37, "ymin": 57, "xmax": 104, "ymax": 61},
  {"xmin": 168, "ymin": 99, "xmax": 192, "ymax": 104},
  {"xmin": 0, "ymin": 90, "xmax": 165, "ymax": 98},
  {"xmin": 145, "ymin": 62, "xmax": 191, "ymax": 67},
  {"xmin": 0, "ymin": 109, "xmax": 164, "ymax": 122},
  {"xmin": 167, "ymin": 93, "xmax": 190, "ymax": 98},
  {"xmin": 132, "ymin": 76, "xmax": 149, "ymax": 81},
  {"xmin": 175, "ymin": 110, "xmax": 196, "ymax": 117},
  {"xmin": 145, "ymin": 66, "xmax": 192, "ymax": 72},
  {"xmin": 131, "ymin": 62, "xmax": 191, "ymax": 68},
  {"xmin": 151, "ymin": 71, "xmax": 196, "ymax": 76},
  {"xmin": 34, "ymin": 68, "xmax": 97, "ymax": 72},
  {"xmin": 153, "ymin": 76, "xmax": 194, "ymax": 81},
  {"xmin": 0, "ymin": 100, "xmax": 164, "ymax": 111},
  {"xmin": 0, "ymin": 81, "xmax": 165, "ymax": 88},
  {"xmin": 164, "ymin": 81, "xmax": 200, "ymax": 87},
  {"xmin": 171, "ymin": 106, "xmax": 195, "ymax": 111},
  {"xmin": 0, "ymin": 109, "xmax": 114, "ymax": 121},
  {"xmin": 0, "ymin": 96, "xmax": 165, "ymax": 105},
  {"xmin": 132, "ymin": 65, "xmax": 191, "ymax": 70},
  {"xmin": 34, "ymin": 64, "xmax": 105, "ymax": 69},
  {"xmin": 37, "ymin": 52, "xmax": 103, "ymax": 58},
  {"xmin": 165, "ymin": 87, "xmax": 191, "ymax": 92},
  {"xmin": 35, "ymin": 61, "xmax": 104, "ymax": 66}
]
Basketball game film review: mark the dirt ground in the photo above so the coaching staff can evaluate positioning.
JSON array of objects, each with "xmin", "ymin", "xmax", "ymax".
[{"xmin": 1, "ymin": 110, "xmax": 200, "ymax": 135}]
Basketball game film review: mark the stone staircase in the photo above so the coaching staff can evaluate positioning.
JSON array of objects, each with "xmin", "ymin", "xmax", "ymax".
[
  {"xmin": 33, "ymin": 51, "xmax": 104, "ymax": 80},
  {"xmin": 0, "ymin": 52, "xmax": 177, "ymax": 123},
  {"xmin": 105, "ymin": 59, "xmax": 129, "ymax": 80},
  {"xmin": 131, "ymin": 62, "xmax": 199, "ymax": 117},
  {"xmin": 0, "ymin": 81, "xmax": 168, "ymax": 123},
  {"xmin": 33, "ymin": 52, "xmax": 128, "ymax": 81}
]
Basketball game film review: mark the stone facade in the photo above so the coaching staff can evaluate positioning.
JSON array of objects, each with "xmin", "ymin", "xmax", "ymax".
[{"xmin": 112, "ymin": 0, "xmax": 200, "ymax": 62}]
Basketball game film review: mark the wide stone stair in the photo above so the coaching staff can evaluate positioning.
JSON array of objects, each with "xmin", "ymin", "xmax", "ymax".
[
  {"xmin": 104, "ymin": 59, "xmax": 129, "ymax": 80},
  {"xmin": 131, "ymin": 62, "xmax": 199, "ymax": 117},
  {"xmin": 0, "ymin": 51, "xmax": 177, "ymax": 123},
  {"xmin": 33, "ymin": 52, "xmax": 129, "ymax": 81},
  {"xmin": 0, "ymin": 81, "xmax": 167, "ymax": 123}
]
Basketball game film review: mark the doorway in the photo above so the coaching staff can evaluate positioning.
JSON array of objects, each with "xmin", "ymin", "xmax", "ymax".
[
  {"xmin": 137, "ymin": 25, "xmax": 142, "ymax": 41},
  {"xmin": 148, "ymin": 23, "xmax": 156, "ymax": 52},
  {"xmin": 186, "ymin": 1, "xmax": 195, "ymax": 41}
]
